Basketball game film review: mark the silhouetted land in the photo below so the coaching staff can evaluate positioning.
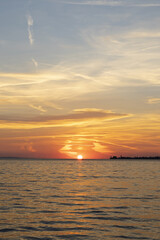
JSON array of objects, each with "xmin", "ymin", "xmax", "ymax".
[{"xmin": 110, "ymin": 156, "xmax": 160, "ymax": 160}]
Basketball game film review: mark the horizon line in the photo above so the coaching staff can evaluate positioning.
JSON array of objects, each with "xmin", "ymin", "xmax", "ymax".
[{"xmin": 0, "ymin": 156, "xmax": 160, "ymax": 160}]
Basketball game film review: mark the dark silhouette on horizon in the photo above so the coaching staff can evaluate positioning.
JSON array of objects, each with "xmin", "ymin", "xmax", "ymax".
[{"xmin": 110, "ymin": 155, "xmax": 160, "ymax": 160}]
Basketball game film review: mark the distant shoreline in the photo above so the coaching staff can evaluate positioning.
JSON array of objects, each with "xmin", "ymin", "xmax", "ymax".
[{"xmin": 110, "ymin": 156, "xmax": 160, "ymax": 160}]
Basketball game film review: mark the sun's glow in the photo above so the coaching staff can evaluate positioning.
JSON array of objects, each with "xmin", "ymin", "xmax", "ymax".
[{"xmin": 77, "ymin": 154, "xmax": 83, "ymax": 160}]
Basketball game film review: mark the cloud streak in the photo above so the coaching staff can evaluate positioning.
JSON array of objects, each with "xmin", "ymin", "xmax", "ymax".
[
  {"xmin": 148, "ymin": 98, "xmax": 160, "ymax": 104},
  {"xmin": 58, "ymin": 0, "xmax": 160, "ymax": 7},
  {"xmin": 81, "ymin": 28, "xmax": 160, "ymax": 86},
  {"xmin": 27, "ymin": 15, "xmax": 34, "ymax": 45},
  {"xmin": 32, "ymin": 58, "xmax": 38, "ymax": 67},
  {"xmin": 0, "ymin": 108, "xmax": 129, "ymax": 123},
  {"xmin": 61, "ymin": 0, "xmax": 121, "ymax": 6},
  {"xmin": 29, "ymin": 104, "xmax": 46, "ymax": 112}
]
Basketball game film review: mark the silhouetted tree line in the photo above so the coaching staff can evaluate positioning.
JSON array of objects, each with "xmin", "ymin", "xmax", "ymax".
[{"xmin": 110, "ymin": 155, "xmax": 160, "ymax": 160}]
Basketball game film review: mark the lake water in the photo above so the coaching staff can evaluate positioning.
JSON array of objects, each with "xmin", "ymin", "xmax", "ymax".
[{"xmin": 0, "ymin": 159, "xmax": 160, "ymax": 240}]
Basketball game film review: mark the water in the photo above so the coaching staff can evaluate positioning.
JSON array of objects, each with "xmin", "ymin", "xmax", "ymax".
[{"xmin": 0, "ymin": 159, "xmax": 160, "ymax": 240}]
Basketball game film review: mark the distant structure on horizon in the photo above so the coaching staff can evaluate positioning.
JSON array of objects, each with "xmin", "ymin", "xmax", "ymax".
[{"xmin": 110, "ymin": 155, "xmax": 160, "ymax": 160}]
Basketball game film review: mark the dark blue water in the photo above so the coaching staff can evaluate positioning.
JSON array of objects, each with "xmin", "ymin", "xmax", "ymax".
[{"xmin": 0, "ymin": 159, "xmax": 160, "ymax": 240}]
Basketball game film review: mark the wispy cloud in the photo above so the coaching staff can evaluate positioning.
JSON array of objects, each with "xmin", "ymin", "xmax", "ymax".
[
  {"xmin": 93, "ymin": 142, "xmax": 112, "ymax": 153},
  {"xmin": 136, "ymin": 3, "xmax": 160, "ymax": 7},
  {"xmin": 81, "ymin": 28, "xmax": 160, "ymax": 86},
  {"xmin": 1, "ymin": 109, "xmax": 131, "ymax": 125},
  {"xmin": 60, "ymin": 143, "xmax": 77, "ymax": 157},
  {"xmin": 32, "ymin": 58, "xmax": 38, "ymax": 67},
  {"xmin": 0, "ymin": 112, "xmax": 160, "ymax": 158},
  {"xmin": 61, "ymin": 0, "xmax": 122, "ymax": 6},
  {"xmin": 27, "ymin": 14, "xmax": 34, "ymax": 45},
  {"xmin": 148, "ymin": 98, "xmax": 160, "ymax": 104},
  {"xmin": 58, "ymin": 0, "xmax": 160, "ymax": 7},
  {"xmin": 29, "ymin": 104, "xmax": 46, "ymax": 112},
  {"xmin": 0, "ymin": 96, "xmax": 61, "ymax": 113},
  {"xmin": 0, "ymin": 108, "xmax": 130, "ymax": 128}
]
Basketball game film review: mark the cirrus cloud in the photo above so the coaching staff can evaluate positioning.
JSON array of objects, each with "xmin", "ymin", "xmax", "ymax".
[
  {"xmin": 148, "ymin": 98, "xmax": 160, "ymax": 104},
  {"xmin": 27, "ymin": 14, "xmax": 34, "ymax": 45}
]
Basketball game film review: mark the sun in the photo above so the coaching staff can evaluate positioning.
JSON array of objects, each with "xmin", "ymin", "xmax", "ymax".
[{"xmin": 77, "ymin": 154, "xmax": 83, "ymax": 160}]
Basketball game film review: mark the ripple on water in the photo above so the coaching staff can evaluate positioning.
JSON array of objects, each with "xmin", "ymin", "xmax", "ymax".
[
  {"xmin": 0, "ymin": 228, "xmax": 16, "ymax": 232},
  {"xmin": 0, "ymin": 160, "xmax": 160, "ymax": 240},
  {"xmin": 23, "ymin": 237, "xmax": 53, "ymax": 240}
]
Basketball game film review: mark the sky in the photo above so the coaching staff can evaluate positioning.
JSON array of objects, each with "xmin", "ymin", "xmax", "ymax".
[{"xmin": 0, "ymin": 0, "xmax": 160, "ymax": 159}]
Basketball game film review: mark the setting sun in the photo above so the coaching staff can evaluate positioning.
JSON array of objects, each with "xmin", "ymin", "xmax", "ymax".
[{"xmin": 77, "ymin": 155, "xmax": 83, "ymax": 160}]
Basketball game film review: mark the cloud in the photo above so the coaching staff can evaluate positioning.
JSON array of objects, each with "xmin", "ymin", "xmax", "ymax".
[
  {"xmin": 58, "ymin": 0, "xmax": 160, "ymax": 7},
  {"xmin": 60, "ymin": 143, "xmax": 77, "ymax": 157},
  {"xmin": 28, "ymin": 108, "xmax": 130, "ymax": 122},
  {"xmin": 21, "ymin": 142, "xmax": 36, "ymax": 153},
  {"xmin": 126, "ymin": 31, "xmax": 160, "ymax": 39},
  {"xmin": 32, "ymin": 58, "xmax": 38, "ymax": 67},
  {"xmin": 29, "ymin": 104, "xmax": 46, "ymax": 112},
  {"xmin": 61, "ymin": 0, "xmax": 122, "ymax": 6},
  {"xmin": 0, "ymin": 108, "xmax": 130, "ymax": 129},
  {"xmin": 136, "ymin": 3, "xmax": 160, "ymax": 7},
  {"xmin": 1, "ymin": 112, "xmax": 160, "ymax": 158},
  {"xmin": 93, "ymin": 142, "xmax": 112, "ymax": 153},
  {"xmin": 27, "ymin": 15, "xmax": 34, "ymax": 45},
  {"xmin": 148, "ymin": 98, "xmax": 160, "ymax": 104},
  {"xmin": 0, "ymin": 71, "xmax": 68, "ymax": 86},
  {"xmin": 0, "ymin": 67, "xmax": 104, "ymax": 103},
  {"xmin": 0, "ymin": 96, "xmax": 61, "ymax": 114},
  {"xmin": 81, "ymin": 28, "xmax": 160, "ymax": 86}
]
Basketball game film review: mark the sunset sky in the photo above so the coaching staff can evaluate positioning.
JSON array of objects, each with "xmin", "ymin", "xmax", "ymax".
[{"xmin": 0, "ymin": 0, "xmax": 160, "ymax": 159}]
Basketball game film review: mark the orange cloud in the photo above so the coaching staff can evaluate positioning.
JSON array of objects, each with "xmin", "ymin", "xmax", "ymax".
[
  {"xmin": 0, "ymin": 110, "xmax": 159, "ymax": 159},
  {"xmin": 0, "ymin": 108, "xmax": 130, "ymax": 129},
  {"xmin": 148, "ymin": 98, "xmax": 160, "ymax": 104}
]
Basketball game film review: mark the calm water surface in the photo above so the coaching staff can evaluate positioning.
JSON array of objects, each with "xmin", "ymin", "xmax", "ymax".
[{"xmin": 0, "ymin": 159, "xmax": 160, "ymax": 240}]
